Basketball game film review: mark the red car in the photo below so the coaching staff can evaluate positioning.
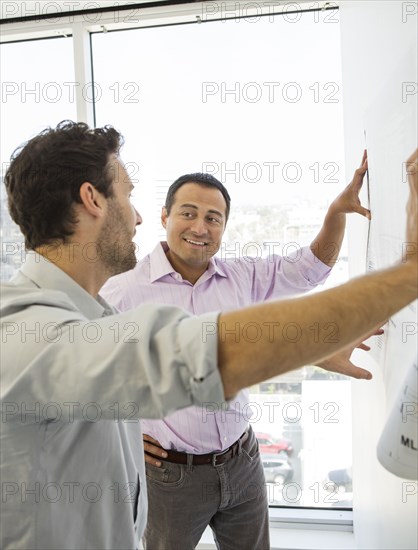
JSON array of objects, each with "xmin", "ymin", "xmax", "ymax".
[{"xmin": 255, "ymin": 432, "xmax": 293, "ymax": 456}]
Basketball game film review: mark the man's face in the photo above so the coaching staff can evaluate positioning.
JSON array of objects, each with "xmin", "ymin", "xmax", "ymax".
[
  {"xmin": 98, "ymin": 157, "xmax": 142, "ymax": 276},
  {"xmin": 162, "ymin": 182, "xmax": 227, "ymax": 280}
]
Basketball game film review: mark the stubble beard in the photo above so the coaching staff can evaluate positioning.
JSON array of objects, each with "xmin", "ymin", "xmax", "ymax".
[{"xmin": 98, "ymin": 199, "xmax": 137, "ymax": 277}]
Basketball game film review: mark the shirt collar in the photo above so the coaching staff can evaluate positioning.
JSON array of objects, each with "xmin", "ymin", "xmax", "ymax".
[
  {"xmin": 149, "ymin": 242, "xmax": 228, "ymax": 283},
  {"xmin": 20, "ymin": 251, "xmax": 113, "ymax": 319}
]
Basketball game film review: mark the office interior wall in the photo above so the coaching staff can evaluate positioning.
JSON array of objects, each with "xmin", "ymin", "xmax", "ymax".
[{"xmin": 339, "ymin": 2, "xmax": 417, "ymax": 549}]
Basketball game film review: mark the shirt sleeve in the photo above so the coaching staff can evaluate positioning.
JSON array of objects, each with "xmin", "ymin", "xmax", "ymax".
[
  {"xmin": 250, "ymin": 245, "xmax": 331, "ymax": 302},
  {"xmin": 1, "ymin": 300, "xmax": 224, "ymax": 421}
]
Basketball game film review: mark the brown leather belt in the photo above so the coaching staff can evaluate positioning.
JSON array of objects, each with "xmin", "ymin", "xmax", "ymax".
[{"xmin": 150, "ymin": 429, "xmax": 249, "ymax": 466}]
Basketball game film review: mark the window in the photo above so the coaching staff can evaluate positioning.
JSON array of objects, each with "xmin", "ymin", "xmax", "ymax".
[
  {"xmin": 92, "ymin": 8, "xmax": 351, "ymax": 509},
  {"xmin": 1, "ymin": 0, "xmax": 353, "ymax": 513},
  {"xmin": 0, "ymin": 36, "xmax": 76, "ymax": 279}
]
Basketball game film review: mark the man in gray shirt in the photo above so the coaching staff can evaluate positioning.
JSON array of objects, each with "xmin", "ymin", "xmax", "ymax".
[{"xmin": 1, "ymin": 121, "xmax": 417, "ymax": 550}]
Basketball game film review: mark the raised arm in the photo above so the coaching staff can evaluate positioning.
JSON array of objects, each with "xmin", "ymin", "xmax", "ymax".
[
  {"xmin": 218, "ymin": 150, "xmax": 418, "ymax": 399},
  {"xmin": 311, "ymin": 151, "xmax": 370, "ymax": 266}
]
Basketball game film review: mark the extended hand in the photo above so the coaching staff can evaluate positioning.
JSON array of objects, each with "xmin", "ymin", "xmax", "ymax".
[
  {"xmin": 328, "ymin": 150, "xmax": 371, "ymax": 219},
  {"xmin": 316, "ymin": 327, "xmax": 385, "ymax": 380},
  {"xmin": 405, "ymin": 149, "xmax": 418, "ymax": 263},
  {"xmin": 311, "ymin": 151, "xmax": 371, "ymax": 266},
  {"xmin": 143, "ymin": 434, "xmax": 167, "ymax": 468}
]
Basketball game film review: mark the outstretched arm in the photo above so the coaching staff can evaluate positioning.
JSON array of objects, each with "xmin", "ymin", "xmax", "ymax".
[
  {"xmin": 218, "ymin": 151, "xmax": 417, "ymax": 399},
  {"xmin": 311, "ymin": 151, "xmax": 370, "ymax": 266}
]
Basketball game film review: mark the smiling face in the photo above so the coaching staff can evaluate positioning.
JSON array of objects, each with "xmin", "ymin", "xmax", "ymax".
[{"xmin": 162, "ymin": 182, "xmax": 227, "ymax": 283}]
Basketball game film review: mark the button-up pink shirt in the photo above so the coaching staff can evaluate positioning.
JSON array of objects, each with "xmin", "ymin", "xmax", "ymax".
[{"xmin": 101, "ymin": 242, "xmax": 331, "ymax": 453}]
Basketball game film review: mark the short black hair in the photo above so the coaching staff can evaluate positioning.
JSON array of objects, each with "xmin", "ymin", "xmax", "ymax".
[{"xmin": 165, "ymin": 173, "xmax": 231, "ymax": 222}]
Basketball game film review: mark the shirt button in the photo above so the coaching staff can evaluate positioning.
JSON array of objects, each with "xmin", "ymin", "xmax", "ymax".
[{"xmin": 224, "ymin": 436, "xmax": 227, "ymax": 441}]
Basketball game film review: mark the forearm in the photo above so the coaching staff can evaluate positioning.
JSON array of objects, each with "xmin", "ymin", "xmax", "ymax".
[
  {"xmin": 218, "ymin": 262, "xmax": 417, "ymax": 398},
  {"xmin": 310, "ymin": 209, "xmax": 346, "ymax": 266}
]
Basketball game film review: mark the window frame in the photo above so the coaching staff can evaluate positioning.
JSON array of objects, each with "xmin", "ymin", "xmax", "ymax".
[{"xmin": 0, "ymin": 0, "xmax": 352, "ymax": 534}]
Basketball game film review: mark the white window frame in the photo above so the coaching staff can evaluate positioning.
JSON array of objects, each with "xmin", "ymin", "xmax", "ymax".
[{"xmin": 0, "ymin": 0, "xmax": 353, "ymax": 538}]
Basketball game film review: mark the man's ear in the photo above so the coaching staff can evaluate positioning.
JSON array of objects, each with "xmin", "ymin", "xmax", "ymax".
[
  {"xmin": 79, "ymin": 182, "xmax": 106, "ymax": 218},
  {"xmin": 161, "ymin": 206, "xmax": 168, "ymax": 228}
]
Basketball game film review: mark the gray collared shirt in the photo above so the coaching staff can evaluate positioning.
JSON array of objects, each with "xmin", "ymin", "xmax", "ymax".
[{"xmin": 0, "ymin": 252, "xmax": 223, "ymax": 549}]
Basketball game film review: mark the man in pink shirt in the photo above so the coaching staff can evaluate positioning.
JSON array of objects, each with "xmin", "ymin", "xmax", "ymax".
[{"xmin": 101, "ymin": 160, "xmax": 371, "ymax": 549}]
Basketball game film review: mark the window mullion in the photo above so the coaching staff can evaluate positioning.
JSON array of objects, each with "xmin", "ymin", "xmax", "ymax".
[{"xmin": 72, "ymin": 22, "xmax": 95, "ymax": 126}]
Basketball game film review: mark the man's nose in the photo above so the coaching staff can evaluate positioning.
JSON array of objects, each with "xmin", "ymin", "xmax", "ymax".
[
  {"xmin": 135, "ymin": 208, "xmax": 142, "ymax": 226},
  {"xmin": 190, "ymin": 217, "xmax": 207, "ymax": 234}
]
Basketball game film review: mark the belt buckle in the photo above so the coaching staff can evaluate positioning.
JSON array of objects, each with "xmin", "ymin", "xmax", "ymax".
[{"xmin": 212, "ymin": 448, "xmax": 228, "ymax": 466}]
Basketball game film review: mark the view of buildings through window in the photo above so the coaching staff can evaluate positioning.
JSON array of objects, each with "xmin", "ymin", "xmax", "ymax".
[{"xmin": 1, "ymin": 7, "xmax": 353, "ymax": 508}]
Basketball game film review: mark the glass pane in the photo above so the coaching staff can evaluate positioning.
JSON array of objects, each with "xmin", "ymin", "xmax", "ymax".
[
  {"xmin": 93, "ymin": 9, "xmax": 351, "ymax": 508},
  {"xmin": 0, "ymin": 37, "xmax": 76, "ymax": 280}
]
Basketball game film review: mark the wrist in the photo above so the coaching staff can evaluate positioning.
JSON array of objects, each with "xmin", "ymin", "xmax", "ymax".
[{"xmin": 326, "ymin": 201, "xmax": 346, "ymax": 221}]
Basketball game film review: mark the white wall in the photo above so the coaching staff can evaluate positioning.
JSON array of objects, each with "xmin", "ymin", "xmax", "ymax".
[{"xmin": 339, "ymin": 2, "xmax": 417, "ymax": 549}]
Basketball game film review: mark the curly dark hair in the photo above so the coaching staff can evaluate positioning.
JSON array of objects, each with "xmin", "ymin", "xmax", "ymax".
[
  {"xmin": 4, "ymin": 120, "xmax": 124, "ymax": 250},
  {"xmin": 165, "ymin": 172, "xmax": 231, "ymax": 223}
]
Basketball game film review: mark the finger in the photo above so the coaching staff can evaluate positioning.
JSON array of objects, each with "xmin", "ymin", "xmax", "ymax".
[
  {"xmin": 143, "ymin": 442, "xmax": 168, "ymax": 459},
  {"xmin": 406, "ymin": 149, "xmax": 418, "ymax": 173},
  {"xmin": 353, "ymin": 165, "xmax": 368, "ymax": 185},
  {"xmin": 406, "ymin": 150, "xmax": 418, "ymax": 197},
  {"xmin": 357, "ymin": 163, "xmax": 368, "ymax": 175},
  {"xmin": 143, "ymin": 439, "xmax": 168, "ymax": 468},
  {"xmin": 326, "ymin": 356, "xmax": 373, "ymax": 380},
  {"xmin": 344, "ymin": 364, "xmax": 373, "ymax": 380},
  {"xmin": 144, "ymin": 452, "xmax": 163, "ymax": 467},
  {"xmin": 361, "ymin": 150, "xmax": 367, "ymax": 166},
  {"xmin": 357, "ymin": 324, "xmax": 386, "ymax": 345},
  {"xmin": 353, "ymin": 367, "xmax": 373, "ymax": 380},
  {"xmin": 354, "ymin": 205, "xmax": 371, "ymax": 219},
  {"xmin": 356, "ymin": 343, "xmax": 371, "ymax": 351},
  {"xmin": 143, "ymin": 434, "xmax": 162, "ymax": 446}
]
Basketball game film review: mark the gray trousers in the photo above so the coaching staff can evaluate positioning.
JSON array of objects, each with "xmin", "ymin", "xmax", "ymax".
[{"xmin": 142, "ymin": 426, "xmax": 270, "ymax": 550}]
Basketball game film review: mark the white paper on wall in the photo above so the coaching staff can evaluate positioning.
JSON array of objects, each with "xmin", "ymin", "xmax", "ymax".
[{"xmin": 364, "ymin": 45, "xmax": 418, "ymax": 479}]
